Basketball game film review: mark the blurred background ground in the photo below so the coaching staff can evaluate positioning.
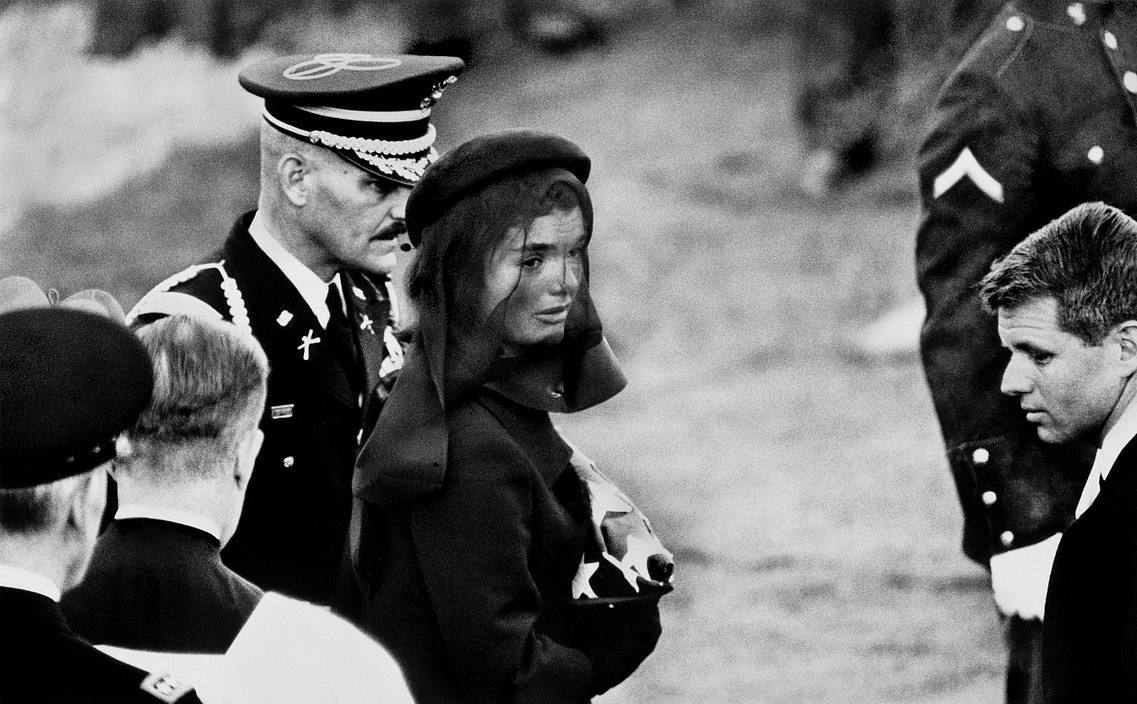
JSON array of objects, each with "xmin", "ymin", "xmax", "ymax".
[{"xmin": 1, "ymin": 1, "xmax": 1007, "ymax": 702}]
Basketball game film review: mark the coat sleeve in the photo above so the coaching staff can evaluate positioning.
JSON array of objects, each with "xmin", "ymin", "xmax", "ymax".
[
  {"xmin": 915, "ymin": 58, "xmax": 1090, "ymax": 565},
  {"xmin": 409, "ymin": 425, "xmax": 595, "ymax": 703}
]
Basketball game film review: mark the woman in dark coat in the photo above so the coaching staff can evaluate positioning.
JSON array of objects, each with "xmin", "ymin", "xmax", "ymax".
[{"xmin": 340, "ymin": 129, "xmax": 672, "ymax": 704}]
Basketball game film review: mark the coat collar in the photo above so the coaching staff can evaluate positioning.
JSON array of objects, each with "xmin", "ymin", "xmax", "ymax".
[{"xmin": 222, "ymin": 212, "xmax": 393, "ymax": 410}]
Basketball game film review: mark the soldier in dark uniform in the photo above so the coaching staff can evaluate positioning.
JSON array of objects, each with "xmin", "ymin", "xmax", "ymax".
[
  {"xmin": 0, "ymin": 305, "xmax": 201, "ymax": 704},
  {"xmin": 915, "ymin": 2, "xmax": 1137, "ymax": 701},
  {"xmin": 63, "ymin": 315, "xmax": 270, "ymax": 652},
  {"xmin": 128, "ymin": 52, "xmax": 465, "ymax": 604}
]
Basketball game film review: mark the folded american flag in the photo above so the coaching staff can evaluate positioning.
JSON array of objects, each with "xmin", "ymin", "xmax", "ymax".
[{"xmin": 568, "ymin": 447, "xmax": 674, "ymax": 605}]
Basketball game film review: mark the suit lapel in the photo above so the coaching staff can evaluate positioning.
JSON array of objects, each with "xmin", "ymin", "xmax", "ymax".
[{"xmin": 222, "ymin": 216, "xmax": 355, "ymax": 410}]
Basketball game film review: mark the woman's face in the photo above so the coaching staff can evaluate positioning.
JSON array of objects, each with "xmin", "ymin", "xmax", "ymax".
[{"xmin": 481, "ymin": 207, "xmax": 587, "ymax": 355}]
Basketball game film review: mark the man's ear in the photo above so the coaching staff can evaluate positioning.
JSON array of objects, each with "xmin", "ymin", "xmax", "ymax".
[
  {"xmin": 235, "ymin": 428, "xmax": 264, "ymax": 491},
  {"xmin": 278, "ymin": 153, "xmax": 309, "ymax": 207},
  {"xmin": 1115, "ymin": 320, "xmax": 1137, "ymax": 373}
]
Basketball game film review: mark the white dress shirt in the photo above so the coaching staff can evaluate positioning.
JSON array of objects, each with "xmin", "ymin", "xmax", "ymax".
[
  {"xmin": 116, "ymin": 504, "xmax": 222, "ymax": 543},
  {"xmin": 1076, "ymin": 396, "xmax": 1137, "ymax": 518},
  {"xmin": 0, "ymin": 563, "xmax": 62, "ymax": 602},
  {"xmin": 248, "ymin": 212, "xmax": 344, "ymax": 328}
]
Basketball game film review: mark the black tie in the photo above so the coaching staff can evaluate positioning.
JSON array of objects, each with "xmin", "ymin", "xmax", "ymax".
[{"xmin": 325, "ymin": 282, "xmax": 363, "ymax": 396}]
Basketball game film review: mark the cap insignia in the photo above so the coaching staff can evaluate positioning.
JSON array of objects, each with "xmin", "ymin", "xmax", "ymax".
[
  {"xmin": 283, "ymin": 54, "xmax": 402, "ymax": 81},
  {"xmin": 420, "ymin": 75, "xmax": 458, "ymax": 110}
]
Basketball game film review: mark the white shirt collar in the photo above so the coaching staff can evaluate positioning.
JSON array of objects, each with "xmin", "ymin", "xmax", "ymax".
[
  {"xmin": 116, "ymin": 504, "xmax": 222, "ymax": 543},
  {"xmin": 0, "ymin": 564, "xmax": 62, "ymax": 602},
  {"xmin": 248, "ymin": 212, "xmax": 341, "ymax": 328},
  {"xmin": 1097, "ymin": 395, "xmax": 1137, "ymax": 483},
  {"xmin": 1075, "ymin": 396, "xmax": 1137, "ymax": 517}
]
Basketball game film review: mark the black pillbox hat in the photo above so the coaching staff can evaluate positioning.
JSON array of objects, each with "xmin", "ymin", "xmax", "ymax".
[
  {"xmin": 0, "ymin": 308, "xmax": 153, "ymax": 489},
  {"xmin": 239, "ymin": 52, "xmax": 465, "ymax": 186},
  {"xmin": 406, "ymin": 128, "xmax": 591, "ymax": 246}
]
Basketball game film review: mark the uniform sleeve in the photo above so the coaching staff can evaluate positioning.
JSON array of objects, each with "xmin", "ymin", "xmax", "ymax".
[
  {"xmin": 916, "ymin": 63, "xmax": 1090, "ymax": 564},
  {"xmin": 409, "ymin": 426, "xmax": 595, "ymax": 704}
]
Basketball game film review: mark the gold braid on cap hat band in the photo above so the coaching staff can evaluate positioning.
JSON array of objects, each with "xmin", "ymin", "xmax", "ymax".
[
  {"xmin": 355, "ymin": 148, "xmax": 439, "ymax": 183},
  {"xmin": 262, "ymin": 109, "xmax": 437, "ymax": 156}
]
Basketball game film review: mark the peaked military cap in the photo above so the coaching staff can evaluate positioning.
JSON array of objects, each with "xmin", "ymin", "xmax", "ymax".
[
  {"xmin": 405, "ymin": 128, "xmax": 591, "ymax": 246},
  {"xmin": 240, "ymin": 52, "xmax": 465, "ymax": 186},
  {"xmin": 0, "ymin": 308, "xmax": 153, "ymax": 489}
]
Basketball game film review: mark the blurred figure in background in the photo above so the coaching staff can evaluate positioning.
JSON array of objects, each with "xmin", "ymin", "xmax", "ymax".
[
  {"xmin": 0, "ymin": 303, "xmax": 203, "ymax": 704},
  {"xmin": 794, "ymin": 0, "xmax": 1004, "ymax": 198},
  {"xmin": 128, "ymin": 52, "xmax": 463, "ymax": 603},
  {"xmin": 63, "ymin": 315, "xmax": 269, "ymax": 653},
  {"xmin": 916, "ymin": 2, "xmax": 1137, "ymax": 702},
  {"xmin": 980, "ymin": 202, "xmax": 1137, "ymax": 704}
]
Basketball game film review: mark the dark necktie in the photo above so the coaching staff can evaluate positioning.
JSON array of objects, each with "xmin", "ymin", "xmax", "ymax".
[{"xmin": 325, "ymin": 282, "xmax": 363, "ymax": 396}]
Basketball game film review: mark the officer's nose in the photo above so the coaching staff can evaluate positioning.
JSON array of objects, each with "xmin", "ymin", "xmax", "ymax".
[
  {"xmin": 1000, "ymin": 355, "xmax": 1032, "ymax": 397},
  {"xmin": 389, "ymin": 186, "xmax": 411, "ymax": 221}
]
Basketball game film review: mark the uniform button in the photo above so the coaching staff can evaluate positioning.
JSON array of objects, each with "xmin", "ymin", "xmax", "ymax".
[
  {"xmin": 1006, "ymin": 15, "xmax": 1025, "ymax": 32},
  {"xmin": 283, "ymin": 456, "xmax": 295, "ymax": 468},
  {"xmin": 972, "ymin": 448, "xmax": 990, "ymax": 466},
  {"xmin": 982, "ymin": 491, "xmax": 998, "ymax": 506},
  {"xmin": 1105, "ymin": 30, "xmax": 1119, "ymax": 50},
  {"xmin": 1125, "ymin": 71, "xmax": 1137, "ymax": 93},
  {"xmin": 1088, "ymin": 145, "xmax": 1104, "ymax": 164},
  {"xmin": 1067, "ymin": 3, "xmax": 1086, "ymax": 26},
  {"xmin": 1000, "ymin": 531, "xmax": 1015, "ymax": 547}
]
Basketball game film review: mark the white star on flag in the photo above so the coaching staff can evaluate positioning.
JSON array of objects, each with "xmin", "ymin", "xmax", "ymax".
[
  {"xmin": 587, "ymin": 479, "xmax": 631, "ymax": 525},
  {"xmin": 932, "ymin": 147, "xmax": 1004, "ymax": 203},
  {"xmin": 572, "ymin": 558, "xmax": 600, "ymax": 599},
  {"xmin": 620, "ymin": 532, "xmax": 669, "ymax": 581}
]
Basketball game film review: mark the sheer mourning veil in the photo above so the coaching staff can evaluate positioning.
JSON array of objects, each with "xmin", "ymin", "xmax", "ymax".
[{"xmin": 353, "ymin": 130, "xmax": 626, "ymax": 505}]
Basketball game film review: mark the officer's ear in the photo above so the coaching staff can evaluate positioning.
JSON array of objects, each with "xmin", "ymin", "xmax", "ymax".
[{"xmin": 278, "ymin": 152, "xmax": 309, "ymax": 207}]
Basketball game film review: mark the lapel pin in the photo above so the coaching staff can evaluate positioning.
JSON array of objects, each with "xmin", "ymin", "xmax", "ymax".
[
  {"xmin": 298, "ymin": 329, "xmax": 321, "ymax": 361},
  {"xmin": 276, "ymin": 310, "xmax": 293, "ymax": 326},
  {"xmin": 360, "ymin": 314, "xmax": 375, "ymax": 334}
]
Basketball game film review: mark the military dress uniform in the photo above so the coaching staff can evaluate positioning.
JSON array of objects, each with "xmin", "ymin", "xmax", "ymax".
[
  {"xmin": 0, "ymin": 307, "xmax": 201, "ymax": 704},
  {"xmin": 915, "ymin": 1, "xmax": 1137, "ymax": 700},
  {"xmin": 127, "ymin": 52, "xmax": 462, "ymax": 603},
  {"xmin": 128, "ymin": 212, "xmax": 405, "ymax": 602}
]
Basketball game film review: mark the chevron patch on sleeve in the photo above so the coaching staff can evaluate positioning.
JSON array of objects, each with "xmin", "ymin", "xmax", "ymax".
[{"xmin": 933, "ymin": 147, "xmax": 1005, "ymax": 203}]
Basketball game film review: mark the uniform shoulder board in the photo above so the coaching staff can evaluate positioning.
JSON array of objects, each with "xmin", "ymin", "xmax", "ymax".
[
  {"xmin": 127, "ymin": 261, "xmax": 252, "ymax": 335},
  {"xmin": 139, "ymin": 672, "xmax": 195, "ymax": 703}
]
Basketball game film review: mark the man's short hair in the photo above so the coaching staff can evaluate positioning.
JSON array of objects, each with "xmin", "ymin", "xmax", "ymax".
[
  {"xmin": 0, "ymin": 473, "xmax": 91, "ymax": 534},
  {"xmin": 125, "ymin": 316, "xmax": 269, "ymax": 478},
  {"xmin": 980, "ymin": 201, "xmax": 1137, "ymax": 344}
]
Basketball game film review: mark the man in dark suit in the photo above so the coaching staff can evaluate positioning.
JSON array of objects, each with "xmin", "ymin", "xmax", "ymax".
[
  {"xmin": 128, "ymin": 52, "xmax": 464, "ymax": 603},
  {"xmin": 980, "ymin": 202, "xmax": 1137, "ymax": 703},
  {"xmin": 63, "ymin": 315, "xmax": 269, "ymax": 652},
  {"xmin": 0, "ymin": 305, "xmax": 202, "ymax": 703}
]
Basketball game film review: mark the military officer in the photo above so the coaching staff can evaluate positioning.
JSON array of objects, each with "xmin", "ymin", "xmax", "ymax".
[
  {"xmin": 128, "ymin": 52, "xmax": 465, "ymax": 603},
  {"xmin": 0, "ymin": 305, "xmax": 201, "ymax": 704},
  {"xmin": 915, "ymin": 2, "xmax": 1137, "ymax": 702}
]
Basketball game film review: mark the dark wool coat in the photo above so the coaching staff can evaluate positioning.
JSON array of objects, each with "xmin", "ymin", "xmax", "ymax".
[
  {"xmin": 62, "ymin": 518, "xmax": 263, "ymax": 652},
  {"xmin": 129, "ymin": 211, "xmax": 400, "ymax": 602},
  {"xmin": 1042, "ymin": 436, "xmax": 1137, "ymax": 703},
  {"xmin": 0, "ymin": 587, "xmax": 203, "ymax": 703},
  {"xmin": 348, "ymin": 388, "xmax": 657, "ymax": 704},
  {"xmin": 914, "ymin": 0, "xmax": 1137, "ymax": 565}
]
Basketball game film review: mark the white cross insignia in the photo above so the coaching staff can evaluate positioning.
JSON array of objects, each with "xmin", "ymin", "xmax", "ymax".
[
  {"xmin": 933, "ymin": 147, "xmax": 1004, "ymax": 203},
  {"xmin": 298, "ymin": 329, "xmax": 321, "ymax": 361},
  {"xmin": 360, "ymin": 314, "xmax": 375, "ymax": 334}
]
